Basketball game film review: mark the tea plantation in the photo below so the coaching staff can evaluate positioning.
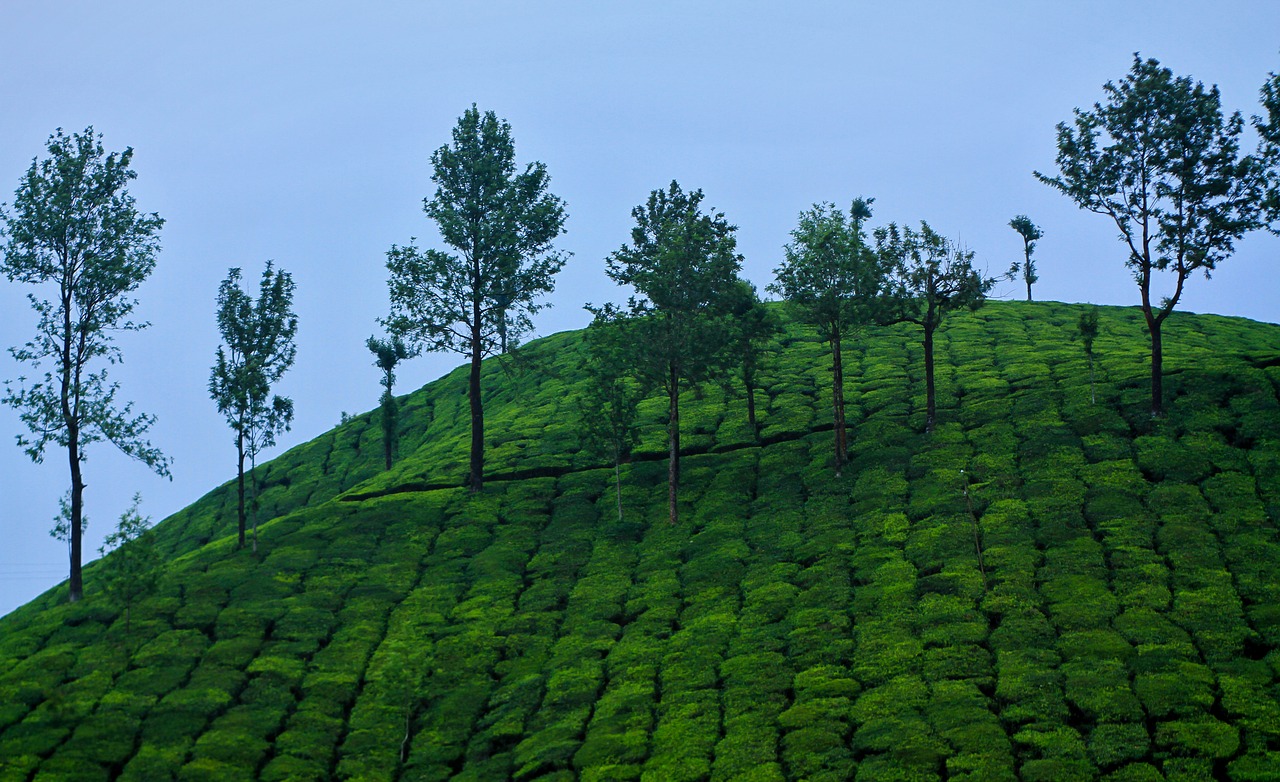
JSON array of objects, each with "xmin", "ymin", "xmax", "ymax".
[{"xmin": 3, "ymin": 300, "xmax": 1280, "ymax": 782}]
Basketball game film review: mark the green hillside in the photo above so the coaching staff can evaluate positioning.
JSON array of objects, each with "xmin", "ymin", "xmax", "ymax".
[{"xmin": 3, "ymin": 300, "xmax": 1280, "ymax": 782}]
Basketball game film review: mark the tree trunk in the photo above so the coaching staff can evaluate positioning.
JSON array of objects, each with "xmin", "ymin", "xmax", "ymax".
[
  {"xmin": 745, "ymin": 367, "xmax": 758, "ymax": 439},
  {"xmin": 832, "ymin": 328, "xmax": 847, "ymax": 476},
  {"xmin": 614, "ymin": 451, "xmax": 624, "ymax": 523},
  {"xmin": 1026, "ymin": 272, "xmax": 1032, "ymax": 302},
  {"xmin": 236, "ymin": 431, "xmax": 246, "ymax": 549},
  {"xmin": 68, "ymin": 431, "xmax": 84, "ymax": 603},
  {"xmin": 668, "ymin": 364, "xmax": 680, "ymax": 525},
  {"xmin": 383, "ymin": 393, "xmax": 394, "ymax": 471},
  {"xmin": 250, "ymin": 453, "xmax": 259, "ymax": 555},
  {"xmin": 924, "ymin": 324, "xmax": 936, "ymax": 433},
  {"xmin": 468, "ymin": 330, "xmax": 484, "ymax": 492},
  {"xmin": 1149, "ymin": 317, "xmax": 1163, "ymax": 417}
]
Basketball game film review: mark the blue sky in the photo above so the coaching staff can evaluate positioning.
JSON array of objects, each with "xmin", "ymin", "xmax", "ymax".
[{"xmin": 2, "ymin": 1, "xmax": 1278, "ymax": 615}]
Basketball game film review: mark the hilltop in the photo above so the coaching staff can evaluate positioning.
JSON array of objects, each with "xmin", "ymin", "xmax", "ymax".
[{"xmin": 2, "ymin": 300, "xmax": 1280, "ymax": 782}]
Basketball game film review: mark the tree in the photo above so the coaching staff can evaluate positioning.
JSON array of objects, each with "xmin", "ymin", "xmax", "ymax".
[
  {"xmin": 1, "ymin": 127, "xmax": 169, "ymax": 603},
  {"xmin": 723, "ymin": 279, "xmax": 781, "ymax": 439},
  {"xmin": 97, "ymin": 493, "xmax": 159, "ymax": 635},
  {"xmin": 1078, "ymin": 307, "xmax": 1100, "ymax": 405},
  {"xmin": 1007, "ymin": 215, "xmax": 1043, "ymax": 301},
  {"xmin": 599, "ymin": 181, "xmax": 742, "ymax": 524},
  {"xmin": 1035, "ymin": 55, "xmax": 1263, "ymax": 417},
  {"xmin": 578, "ymin": 312, "xmax": 644, "ymax": 523},
  {"xmin": 875, "ymin": 221, "xmax": 996, "ymax": 434},
  {"xmin": 1258, "ymin": 68, "xmax": 1280, "ymax": 232},
  {"xmin": 210, "ymin": 263, "xmax": 297, "ymax": 553},
  {"xmin": 386, "ymin": 106, "xmax": 567, "ymax": 492},
  {"xmin": 771, "ymin": 199, "xmax": 885, "ymax": 474},
  {"xmin": 366, "ymin": 333, "xmax": 418, "ymax": 470}
]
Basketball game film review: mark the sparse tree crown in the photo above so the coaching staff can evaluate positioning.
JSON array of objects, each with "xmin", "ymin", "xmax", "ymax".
[
  {"xmin": 1, "ymin": 126, "xmax": 168, "ymax": 602},
  {"xmin": 1035, "ymin": 54, "xmax": 1264, "ymax": 416}
]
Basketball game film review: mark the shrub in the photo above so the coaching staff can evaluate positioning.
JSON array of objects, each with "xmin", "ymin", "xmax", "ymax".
[
  {"xmin": 1155, "ymin": 717, "xmax": 1241, "ymax": 759},
  {"xmin": 1088, "ymin": 722, "xmax": 1150, "ymax": 767}
]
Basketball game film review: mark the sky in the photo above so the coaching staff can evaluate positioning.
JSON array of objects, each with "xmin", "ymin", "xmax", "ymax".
[{"xmin": 2, "ymin": 1, "xmax": 1278, "ymax": 616}]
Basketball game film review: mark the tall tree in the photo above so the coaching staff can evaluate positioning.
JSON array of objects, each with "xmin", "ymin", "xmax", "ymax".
[
  {"xmin": 1, "ymin": 127, "xmax": 169, "ymax": 603},
  {"xmin": 771, "ymin": 199, "xmax": 885, "ymax": 474},
  {"xmin": 599, "ymin": 181, "xmax": 742, "ymax": 524},
  {"xmin": 875, "ymin": 221, "xmax": 995, "ymax": 434},
  {"xmin": 97, "ymin": 493, "xmax": 159, "ymax": 635},
  {"xmin": 578, "ymin": 312, "xmax": 644, "ymax": 523},
  {"xmin": 366, "ymin": 333, "xmax": 418, "ymax": 470},
  {"xmin": 1007, "ymin": 215, "xmax": 1043, "ymax": 301},
  {"xmin": 723, "ymin": 279, "xmax": 781, "ymax": 439},
  {"xmin": 210, "ymin": 263, "xmax": 297, "ymax": 553},
  {"xmin": 386, "ymin": 106, "xmax": 567, "ymax": 492},
  {"xmin": 1035, "ymin": 55, "xmax": 1263, "ymax": 417}
]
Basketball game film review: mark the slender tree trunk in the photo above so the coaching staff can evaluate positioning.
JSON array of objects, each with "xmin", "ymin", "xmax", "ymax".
[
  {"xmin": 1149, "ymin": 317, "xmax": 1163, "ymax": 418},
  {"xmin": 924, "ymin": 324, "xmax": 936, "ymax": 433},
  {"xmin": 1138, "ymin": 257, "xmax": 1164, "ymax": 418},
  {"xmin": 68, "ymin": 430, "xmax": 84, "ymax": 603},
  {"xmin": 250, "ymin": 452, "xmax": 259, "ymax": 555},
  {"xmin": 614, "ymin": 448, "xmax": 624, "ymax": 524},
  {"xmin": 468, "ymin": 325, "xmax": 484, "ymax": 492},
  {"xmin": 745, "ymin": 366, "xmax": 758, "ymax": 439},
  {"xmin": 236, "ymin": 431, "xmax": 246, "ymax": 549},
  {"xmin": 61, "ymin": 292, "xmax": 84, "ymax": 602},
  {"xmin": 1088, "ymin": 354, "xmax": 1096, "ymax": 405},
  {"xmin": 832, "ymin": 328, "xmax": 847, "ymax": 476},
  {"xmin": 383, "ymin": 392, "xmax": 394, "ymax": 471},
  {"xmin": 668, "ymin": 363, "xmax": 680, "ymax": 525},
  {"xmin": 1025, "ymin": 270, "xmax": 1032, "ymax": 302}
]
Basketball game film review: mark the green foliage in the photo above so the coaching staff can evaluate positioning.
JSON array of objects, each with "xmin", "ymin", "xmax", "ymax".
[
  {"xmin": 1008, "ymin": 214, "xmax": 1043, "ymax": 301},
  {"xmin": 97, "ymin": 494, "xmax": 160, "ymax": 633},
  {"xmin": 1, "ymin": 126, "xmax": 169, "ymax": 603},
  {"xmin": 2, "ymin": 301, "xmax": 1280, "ymax": 780},
  {"xmin": 209, "ymin": 262, "xmax": 297, "ymax": 551},
  {"xmin": 875, "ymin": 219, "xmax": 996, "ymax": 432},
  {"xmin": 772, "ymin": 198, "xmax": 884, "ymax": 471},
  {"xmin": 366, "ymin": 333, "xmax": 418, "ymax": 471},
  {"xmin": 596, "ymin": 180, "xmax": 743, "ymax": 522},
  {"xmin": 385, "ymin": 105, "xmax": 567, "ymax": 491},
  {"xmin": 1036, "ymin": 55, "xmax": 1264, "ymax": 416}
]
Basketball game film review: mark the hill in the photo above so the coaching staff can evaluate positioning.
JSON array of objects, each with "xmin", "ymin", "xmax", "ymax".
[{"xmin": 2, "ymin": 300, "xmax": 1280, "ymax": 782}]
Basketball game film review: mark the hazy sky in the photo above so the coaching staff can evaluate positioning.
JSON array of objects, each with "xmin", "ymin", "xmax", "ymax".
[{"xmin": 2, "ymin": 1, "xmax": 1278, "ymax": 616}]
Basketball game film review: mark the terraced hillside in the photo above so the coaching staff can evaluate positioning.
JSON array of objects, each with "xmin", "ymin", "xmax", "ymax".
[{"xmin": 3, "ymin": 301, "xmax": 1280, "ymax": 782}]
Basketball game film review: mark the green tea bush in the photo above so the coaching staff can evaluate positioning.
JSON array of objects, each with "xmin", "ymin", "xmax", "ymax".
[{"xmin": 1154, "ymin": 717, "xmax": 1240, "ymax": 758}]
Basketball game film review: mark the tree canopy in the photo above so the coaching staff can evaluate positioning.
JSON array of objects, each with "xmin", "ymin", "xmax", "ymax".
[
  {"xmin": 210, "ymin": 262, "xmax": 297, "ymax": 552},
  {"xmin": 1, "ymin": 126, "xmax": 168, "ymax": 602},
  {"xmin": 772, "ymin": 198, "xmax": 885, "ymax": 473},
  {"xmin": 1258, "ymin": 68, "xmax": 1280, "ymax": 232},
  {"xmin": 1035, "ymin": 54, "xmax": 1263, "ymax": 416},
  {"xmin": 876, "ymin": 221, "xmax": 995, "ymax": 433},
  {"xmin": 599, "ymin": 180, "xmax": 742, "ymax": 523},
  {"xmin": 387, "ymin": 105, "xmax": 567, "ymax": 492},
  {"xmin": 367, "ymin": 333, "xmax": 418, "ymax": 470},
  {"xmin": 1007, "ymin": 215, "xmax": 1042, "ymax": 302}
]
